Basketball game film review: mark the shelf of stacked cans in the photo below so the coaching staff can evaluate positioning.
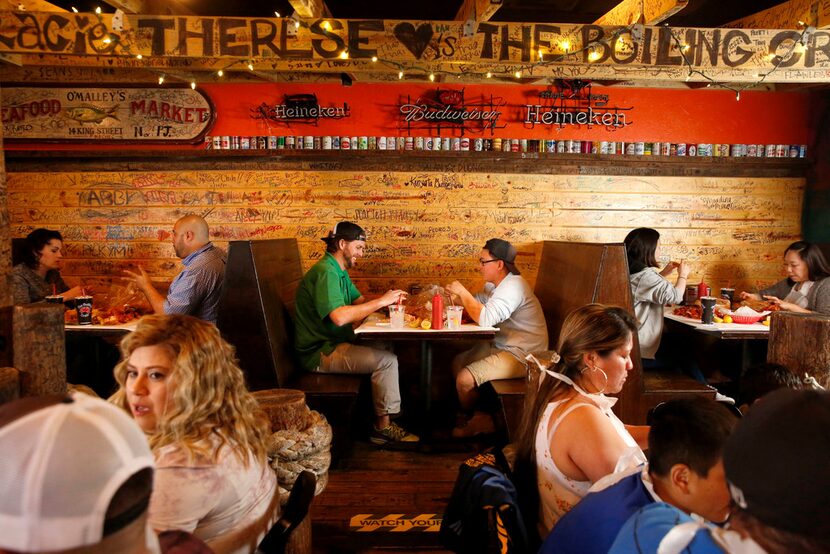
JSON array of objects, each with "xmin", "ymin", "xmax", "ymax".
[{"xmin": 204, "ymin": 135, "xmax": 807, "ymax": 158}]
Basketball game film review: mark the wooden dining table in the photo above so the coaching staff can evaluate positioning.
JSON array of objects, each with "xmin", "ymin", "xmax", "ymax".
[
  {"xmin": 354, "ymin": 316, "xmax": 497, "ymax": 418},
  {"xmin": 663, "ymin": 307, "xmax": 769, "ymax": 373}
]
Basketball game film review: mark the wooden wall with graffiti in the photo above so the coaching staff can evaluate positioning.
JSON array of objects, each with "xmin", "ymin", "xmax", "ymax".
[{"xmin": 6, "ymin": 154, "xmax": 805, "ymax": 296}]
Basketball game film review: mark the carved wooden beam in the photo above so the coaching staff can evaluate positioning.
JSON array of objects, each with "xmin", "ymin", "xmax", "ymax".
[
  {"xmin": 288, "ymin": 0, "xmax": 331, "ymax": 19},
  {"xmin": 725, "ymin": 0, "xmax": 829, "ymax": 30},
  {"xmin": 1, "ymin": 12, "xmax": 829, "ymax": 83},
  {"xmin": 594, "ymin": 0, "xmax": 688, "ymax": 26},
  {"xmin": 455, "ymin": 0, "xmax": 503, "ymax": 23}
]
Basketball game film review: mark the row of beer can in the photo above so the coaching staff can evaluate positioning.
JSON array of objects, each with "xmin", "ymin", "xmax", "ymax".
[{"xmin": 204, "ymin": 135, "xmax": 807, "ymax": 158}]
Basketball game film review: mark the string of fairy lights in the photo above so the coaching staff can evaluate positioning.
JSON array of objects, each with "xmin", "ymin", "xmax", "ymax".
[{"xmin": 32, "ymin": 5, "xmax": 818, "ymax": 99}]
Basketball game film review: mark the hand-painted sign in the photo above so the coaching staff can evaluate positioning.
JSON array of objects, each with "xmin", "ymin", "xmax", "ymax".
[
  {"xmin": 1, "ymin": 85, "xmax": 214, "ymax": 143},
  {"xmin": 398, "ymin": 88, "xmax": 506, "ymax": 135},
  {"xmin": 524, "ymin": 81, "xmax": 632, "ymax": 130},
  {"xmin": 1, "ymin": 12, "xmax": 829, "ymax": 84},
  {"xmin": 251, "ymin": 93, "xmax": 350, "ymax": 125}
]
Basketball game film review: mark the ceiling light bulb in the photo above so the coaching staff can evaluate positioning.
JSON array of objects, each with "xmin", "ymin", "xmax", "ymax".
[
  {"xmin": 682, "ymin": 44, "xmax": 690, "ymax": 52},
  {"xmin": 486, "ymin": 72, "xmax": 492, "ymax": 78},
  {"xmin": 339, "ymin": 50, "xmax": 348, "ymax": 59},
  {"xmin": 429, "ymin": 73, "xmax": 435, "ymax": 81},
  {"xmin": 136, "ymin": 54, "xmax": 142, "ymax": 59},
  {"xmin": 295, "ymin": 20, "xmax": 300, "ymax": 29},
  {"xmin": 736, "ymin": 91, "xmax": 741, "ymax": 101},
  {"xmin": 514, "ymin": 70, "xmax": 521, "ymax": 78},
  {"xmin": 217, "ymin": 69, "xmax": 224, "ymax": 77},
  {"xmin": 322, "ymin": 21, "xmax": 331, "ymax": 31},
  {"xmin": 274, "ymin": 11, "xmax": 280, "ymax": 17},
  {"xmin": 371, "ymin": 56, "xmax": 378, "ymax": 62},
  {"xmin": 95, "ymin": 6, "xmax": 101, "ymax": 14},
  {"xmin": 247, "ymin": 62, "xmax": 254, "ymax": 70},
  {"xmin": 158, "ymin": 75, "xmax": 165, "ymax": 85},
  {"xmin": 71, "ymin": 6, "xmax": 78, "ymax": 12},
  {"xmin": 102, "ymin": 36, "xmax": 111, "ymax": 44},
  {"xmin": 588, "ymin": 51, "xmax": 601, "ymax": 62},
  {"xmin": 538, "ymin": 50, "xmax": 544, "ymax": 61},
  {"xmin": 190, "ymin": 81, "xmax": 196, "ymax": 89},
  {"xmin": 398, "ymin": 71, "xmax": 404, "ymax": 79},
  {"xmin": 561, "ymin": 40, "xmax": 570, "ymax": 52}
]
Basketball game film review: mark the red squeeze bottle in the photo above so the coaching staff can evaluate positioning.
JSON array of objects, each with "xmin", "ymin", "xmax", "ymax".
[
  {"xmin": 697, "ymin": 279, "xmax": 710, "ymax": 300},
  {"xmin": 431, "ymin": 292, "xmax": 444, "ymax": 330}
]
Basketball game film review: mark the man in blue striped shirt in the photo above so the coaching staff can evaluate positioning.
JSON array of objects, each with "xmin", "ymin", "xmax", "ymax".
[{"xmin": 126, "ymin": 215, "xmax": 226, "ymax": 323}]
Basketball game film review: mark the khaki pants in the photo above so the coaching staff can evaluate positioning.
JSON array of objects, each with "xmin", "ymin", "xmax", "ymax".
[
  {"xmin": 452, "ymin": 342, "xmax": 526, "ymax": 387},
  {"xmin": 316, "ymin": 342, "xmax": 400, "ymax": 416}
]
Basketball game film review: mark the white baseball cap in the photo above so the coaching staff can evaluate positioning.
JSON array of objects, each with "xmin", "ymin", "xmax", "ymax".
[{"xmin": 0, "ymin": 393, "xmax": 155, "ymax": 552}]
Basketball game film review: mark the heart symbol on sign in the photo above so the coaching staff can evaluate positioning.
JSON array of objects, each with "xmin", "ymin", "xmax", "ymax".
[{"xmin": 393, "ymin": 22, "xmax": 434, "ymax": 59}]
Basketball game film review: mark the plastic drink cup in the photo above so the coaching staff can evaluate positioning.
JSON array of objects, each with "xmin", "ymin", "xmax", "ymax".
[
  {"xmin": 700, "ymin": 296, "xmax": 717, "ymax": 324},
  {"xmin": 446, "ymin": 306, "xmax": 463, "ymax": 330},
  {"xmin": 45, "ymin": 295, "xmax": 64, "ymax": 304},
  {"xmin": 389, "ymin": 305, "xmax": 406, "ymax": 329},
  {"xmin": 720, "ymin": 287, "xmax": 735, "ymax": 306},
  {"xmin": 75, "ymin": 296, "xmax": 94, "ymax": 325}
]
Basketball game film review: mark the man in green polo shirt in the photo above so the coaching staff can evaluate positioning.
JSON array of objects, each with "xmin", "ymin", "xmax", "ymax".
[{"xmin": 294, "ymin": 221, "xmax": 419, "ymax": 447}]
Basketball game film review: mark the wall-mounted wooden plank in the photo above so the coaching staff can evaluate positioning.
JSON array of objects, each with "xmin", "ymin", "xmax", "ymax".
[
  {"xmin": 1, "ymin": 12, "xmax": 829, "ymax": 82},
  {"xmin": 6, "ymin": 162, "xmax": 804, "ymax": 295}
]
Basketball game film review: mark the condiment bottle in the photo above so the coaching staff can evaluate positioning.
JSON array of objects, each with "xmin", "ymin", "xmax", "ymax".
[
  {"xmin": 431, "ymin": 292, "xmax": 444, "ymax": 330},
  {"xmin": 697, "ymin": 279, "xmax": 710, "ymax": 300}
]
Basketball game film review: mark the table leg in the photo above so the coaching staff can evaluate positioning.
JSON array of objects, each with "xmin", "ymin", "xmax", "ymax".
[{"xmin": 420, "ymin": 340, "xmax": 432, "ymax": 416}]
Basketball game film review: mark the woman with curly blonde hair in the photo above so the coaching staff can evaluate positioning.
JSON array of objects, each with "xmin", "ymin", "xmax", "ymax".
[{"xmin": 111, "ymin": 314, "xmax": 276, "ymax": 546}]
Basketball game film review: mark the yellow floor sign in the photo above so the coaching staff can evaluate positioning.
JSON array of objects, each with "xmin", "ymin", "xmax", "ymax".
[{"xmin": 349, "ymin": 513, "xmax": 441, "ymax": 532}]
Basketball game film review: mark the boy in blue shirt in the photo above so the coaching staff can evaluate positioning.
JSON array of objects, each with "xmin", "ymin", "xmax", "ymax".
[{"xmin": 540, "ymin": 397, "xmax": 737, "ymax": 553}]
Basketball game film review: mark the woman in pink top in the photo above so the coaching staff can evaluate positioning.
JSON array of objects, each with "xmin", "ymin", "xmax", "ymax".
[
  {"xmin": 515, "ymin": 304, "xmax": 649, "ymax": 540},
  {"xmin": 111, "ymin": 314, "xmax": 277, "ymax": 549}
]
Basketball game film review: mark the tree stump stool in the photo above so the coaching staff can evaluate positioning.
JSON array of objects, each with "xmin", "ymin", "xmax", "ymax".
[{"xmin": 767, "ymin": 311, "xmax": 830, "ymax": 388}]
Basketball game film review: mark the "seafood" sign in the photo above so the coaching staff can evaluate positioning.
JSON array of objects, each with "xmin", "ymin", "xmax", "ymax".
[{"xmin": 1, "ymin": 86, "xmax": 215, "ymax": 143}]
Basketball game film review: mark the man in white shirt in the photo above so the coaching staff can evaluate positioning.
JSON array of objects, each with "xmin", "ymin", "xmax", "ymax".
[{"xmin": 446, "ymin": 238, "xmax": 548, "ymax": 438}]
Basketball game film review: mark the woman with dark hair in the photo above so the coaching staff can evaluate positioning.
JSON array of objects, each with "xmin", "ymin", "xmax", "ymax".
[
  {"xmin": 514, "ymin": 304, "xmax": 648, "ymax": 538},
  {"xmin": 740, "ymin": 240, "xmax": 830, "ymax": 314},
  {"xmin": 624, "ymin": 228, "xmax": 690, "ymax": 363},
  {"xmin": 10, "ymin": 228, "xmax": 86, "ymax": 304}
]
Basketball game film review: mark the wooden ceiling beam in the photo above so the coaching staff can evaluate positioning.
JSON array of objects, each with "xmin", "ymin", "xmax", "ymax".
[
  {"xmin": 288, "ymin": 0, "xmax": 331, "ymax": 18},
  {"xmin": 724, "ymin": 0, "xmax": 829, "ymax": 30},
  {"xmin": 103, "ymin": 0, "xmax": 196, "ymax": 15},
  {"xmin": 2, "ymin": 0, "xmax": 64, "ymax": 10},
  {"xmin": 594, "ymin": 0, "xmax": 688, "ymax": 26},
  {"xmin": 455, "ymin": 0, "xmax": 503, "ymax": 22}
]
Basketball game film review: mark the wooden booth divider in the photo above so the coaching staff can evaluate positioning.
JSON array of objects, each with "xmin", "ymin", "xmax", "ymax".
[{"xmin": 492, "ymin": 241, "xmax": 714, "ymax": 434}]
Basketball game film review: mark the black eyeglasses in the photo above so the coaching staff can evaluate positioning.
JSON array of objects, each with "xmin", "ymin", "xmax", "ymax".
[{"xmin": 479, "ymin": 258, "xmax": 500, "ymax": 266}]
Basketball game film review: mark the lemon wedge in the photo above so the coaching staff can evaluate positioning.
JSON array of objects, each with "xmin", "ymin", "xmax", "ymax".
[{"xmin": 420, "ymin": 319, "xmax": 432, "ymax": 329}]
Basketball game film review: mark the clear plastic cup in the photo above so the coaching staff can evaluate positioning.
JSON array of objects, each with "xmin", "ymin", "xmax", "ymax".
[
  {"xmin": 446, "ymin": 305, "xmax": 463, "ymax": 330},
  {"xmin": 389, "ymin": 304, "xmax": 406, "ymax": 329}
]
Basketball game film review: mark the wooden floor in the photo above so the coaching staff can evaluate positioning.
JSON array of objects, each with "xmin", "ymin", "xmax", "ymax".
[{"xmin": 311, "ymin": 438, "xmax": 493, "ymax": 553}]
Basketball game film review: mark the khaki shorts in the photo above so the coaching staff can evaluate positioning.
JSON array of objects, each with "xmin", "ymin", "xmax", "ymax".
[{"xmin": 452, "ymin": 342, "xmax": 526, "ymax": 387}]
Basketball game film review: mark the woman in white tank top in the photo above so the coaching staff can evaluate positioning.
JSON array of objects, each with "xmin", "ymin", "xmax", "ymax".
[{"xmin": 514, "ymin": 304, "xmax": 649, "ymax": 540}]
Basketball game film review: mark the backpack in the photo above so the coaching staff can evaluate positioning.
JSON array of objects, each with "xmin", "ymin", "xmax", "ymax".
[{"xmin": 440, "ymin": 449, "xmax": 530, "ymax": 554}]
